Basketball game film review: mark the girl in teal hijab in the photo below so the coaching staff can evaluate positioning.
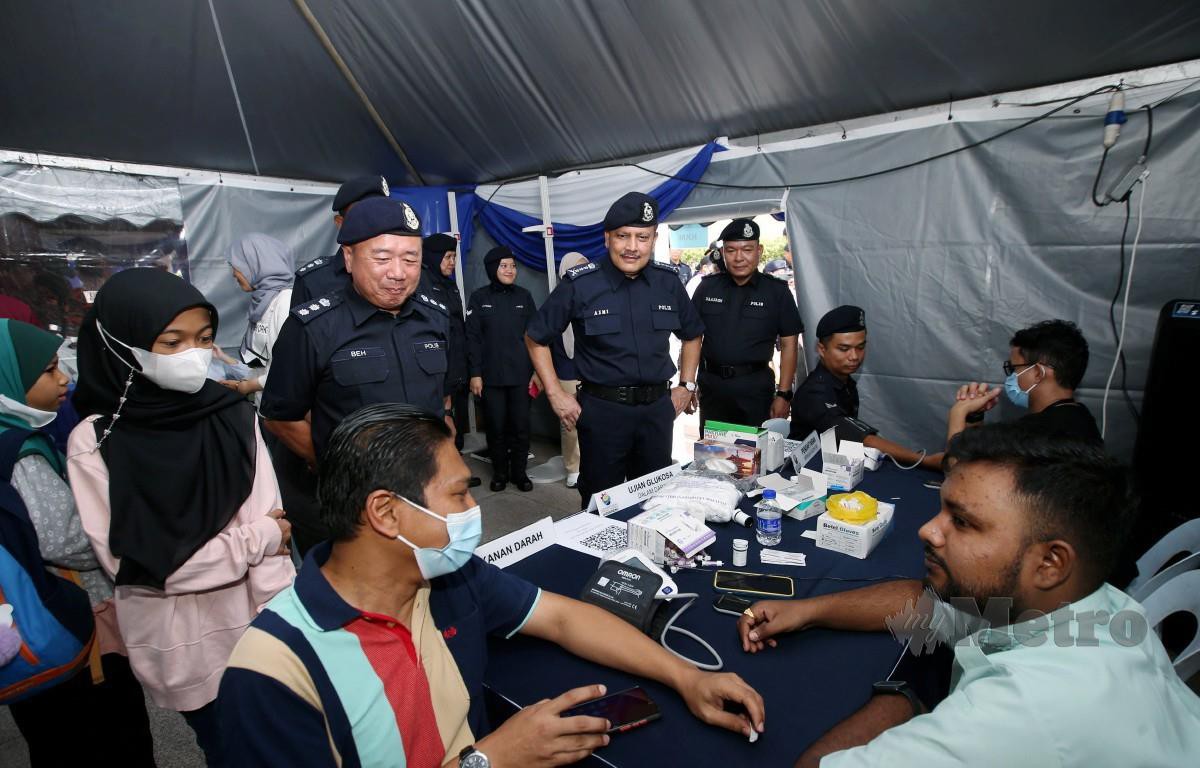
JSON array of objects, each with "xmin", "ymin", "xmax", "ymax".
[
  {"xmin": 0, "ymin": 319, "xmax": 69, "ymax": 473},
  {"xmin": 0, "ymin": 318, "xmax": 157, "ymax": 765}
]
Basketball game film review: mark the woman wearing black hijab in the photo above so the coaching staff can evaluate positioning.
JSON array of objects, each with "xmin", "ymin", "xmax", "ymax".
[
  {"xmin": 466, "ymin": 246, "xmax": 537, "ymax": 491},
  {"xmin": 67, "ymin": 268, "xmax": 295, "ymax": 766}
]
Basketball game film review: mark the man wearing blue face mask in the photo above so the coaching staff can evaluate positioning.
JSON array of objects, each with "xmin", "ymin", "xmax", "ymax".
[
  {"xmin": 219, "ymin": 403, "xmax": 766, "ymax": 768},
  {"xmin": 945, "ymin": 320, "xmax": 1101, "ymax": 446}
]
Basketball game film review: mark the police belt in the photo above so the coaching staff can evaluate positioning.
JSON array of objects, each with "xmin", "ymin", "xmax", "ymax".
[
  {"xmin": 580, "ymin": 381, "xmax": 670, "ymax": 406},
  {"xmin": 699, "ymin": 360, "xmax": 769, "ymax": 379}
]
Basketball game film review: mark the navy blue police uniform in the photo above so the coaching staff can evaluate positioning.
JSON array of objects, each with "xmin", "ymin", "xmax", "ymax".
[
  {"xmin": 422, "ymin": 234, "xmax": 471, "ymax": 446},
  {"xmin": 788, "ymin": 305, "xmax": 879, "ymax": 442},
  {"xmin": 692, "ymin": 218, "xmax": 802, "ymax": 429},
  {"xmin": 261, "ymin": 198, "xmax": 451, "ymax": 462},
  {"xmin": 526, "ymin": 192, "xmax": 704, "ymax": 503},
  {"xmin": 292, "ymin": 175, "xmax": 389, "ymax": 308},
  {"xmin": 466, "ymin": 246, "xmax": 537, "ymax": 490}
]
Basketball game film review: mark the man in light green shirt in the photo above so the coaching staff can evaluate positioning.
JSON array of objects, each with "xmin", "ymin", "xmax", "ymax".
[{"xmin": 738, "ymin": 422, "xmax": 1200, "ymax": 767}]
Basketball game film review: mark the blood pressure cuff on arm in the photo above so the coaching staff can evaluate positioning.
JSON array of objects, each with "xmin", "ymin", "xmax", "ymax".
[
  {"xmin": 822, "ymin": 414, "xmax": 879, "ymax": 444},
  {"xmin": 579, "ymin": 561, "xmax": 662, "ymax": 635}
]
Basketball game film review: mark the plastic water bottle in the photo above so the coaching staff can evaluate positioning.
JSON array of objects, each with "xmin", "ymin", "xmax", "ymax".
[{"xmin": 755, "ymin": 489, "xmax": 782, "ymax": 547}]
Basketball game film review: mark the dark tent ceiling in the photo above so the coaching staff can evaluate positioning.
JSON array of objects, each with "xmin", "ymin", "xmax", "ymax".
[{"xmin": 3, "ymin": 1, "xmax": 1199, "ymax": 186}]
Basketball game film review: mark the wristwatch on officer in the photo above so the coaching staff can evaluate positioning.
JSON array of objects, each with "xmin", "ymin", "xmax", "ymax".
[
  {"xmin": 872, "ymin": 680, "xmax": 923, "ymax": 717},
  {"xmin": 459, "ymin": 745, "xmax": 490, "ymax": 768},
  {"xmin": 774, "ymin": 389, "xmax": 793, "ymax": 401},
  {"xmin": 679, "ymin": 380, "xmax": 698, "ymax": 393}
]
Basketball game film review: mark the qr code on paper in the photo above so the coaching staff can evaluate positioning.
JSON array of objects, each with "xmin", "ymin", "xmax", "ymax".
[{"xmin": 580, "ymin": 527, "xmax": 628, "ymax": 553}]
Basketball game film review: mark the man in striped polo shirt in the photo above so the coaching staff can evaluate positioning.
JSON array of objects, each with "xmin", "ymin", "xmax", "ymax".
[{"xmin": 218, "ymin": 403, "xmax": 765, "ymax": 767}]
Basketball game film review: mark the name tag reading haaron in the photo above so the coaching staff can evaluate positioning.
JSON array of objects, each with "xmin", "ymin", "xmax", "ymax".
[{"xmin": 474, "ymin": 516, "xmax": 555, "ymax": 569}]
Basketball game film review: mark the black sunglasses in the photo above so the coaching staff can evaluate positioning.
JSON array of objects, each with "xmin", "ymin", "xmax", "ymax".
[{"xmin": 1002, "ymin": 360, "xmax": 1034, "ymax": 377}]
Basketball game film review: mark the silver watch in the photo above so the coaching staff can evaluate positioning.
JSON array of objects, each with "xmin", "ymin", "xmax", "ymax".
[
  {"xmin": 680, "ymin": 381, "xmax": 697, "ymax": 393},
  {"xmin": 459, "ymin": 745, "xmax": 490, "ymax": 768}
]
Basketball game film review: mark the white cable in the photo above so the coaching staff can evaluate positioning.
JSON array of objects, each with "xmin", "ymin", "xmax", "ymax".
[
  {"xmin": 658, "ymin": 594, "xmax": 724, "ymax": 671},
  {"xmin": 1101, "ymin": 171, "xmax": 1149, "ymax": 439},
  {"xmin": 888, "ymin": 450, "xmax": 926, "ymax": 471}
]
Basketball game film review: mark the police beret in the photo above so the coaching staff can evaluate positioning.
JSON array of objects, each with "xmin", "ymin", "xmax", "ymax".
[
  {"xmin": 422, "ymin": 233, "xmax": 457, "ymax": 254},
  {"xmin": 484, "ymin": 245, "xmax": 513, "ymax": 265},
  {"xmin": 336, "ymin": 197, "xmax": 422, "ymax": 245},
  {"xmin": 332, "ymin": 175, "xmax": 389, "ymax": 213},
  {"xmin": 720, "ymin": 218, "xmax": 760, "ymax": 242},
  {"xmin": 817, "ymin": 305, "xmax": 866, "ymax": 338},
  {"xmin": 603, "ymin": 192, "xmax": 658, "ymax": 231}
]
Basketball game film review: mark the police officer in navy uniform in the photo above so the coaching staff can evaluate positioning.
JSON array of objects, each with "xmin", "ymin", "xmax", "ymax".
[
  {"xmin": 526, "ymin": 192, "xmax": 705, "ymax": 504},
  {"xmin": 789, "ymin": 305, "xmax": 940, "ymax": 469},
  {"xmin": 691, "ymin": 218, "xmax": 803, "ymax": 429},
  {"xmin": 467, "ymin": 246, "xmax": 537, "ymax": 492},
  {"xmin": 292, "ymin": 175, "xmax": 391, "ymax": 308},
  {"xmin": 261, "ymin": 196, "xmax": 453, "ymax": 468}
]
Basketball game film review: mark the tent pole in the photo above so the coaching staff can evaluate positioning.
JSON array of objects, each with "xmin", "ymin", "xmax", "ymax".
[
  {"xmin": 291, "ymin": 0, "xmax": 426, "ymax": 185},
  {"xmin": 447, "ymin": 190, "xmax": 478, "ymax": 436},
  {"xmin": 538, "ymin": 176, "xmax": 557, "ymax": 292}
]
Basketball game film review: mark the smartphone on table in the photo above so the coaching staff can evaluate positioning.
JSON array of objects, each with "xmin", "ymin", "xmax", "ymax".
[
  {"xmin": 712, "ymin": 593, "xmax": 754, "ymax": 616},
  {"xmin": 560, "ymin": 685, "xmax": 661, "ymax": 734},
  {"xmin": 713, "ymin": 569, "xmax": 795, "ymax": 598}
]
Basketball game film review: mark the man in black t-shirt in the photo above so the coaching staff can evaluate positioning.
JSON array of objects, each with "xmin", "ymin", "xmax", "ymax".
[{"xmin": 946, "ymin": 319, "xmax": 1102, "ymax": 445}]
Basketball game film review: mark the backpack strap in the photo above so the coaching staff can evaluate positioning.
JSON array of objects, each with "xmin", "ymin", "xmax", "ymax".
[{"xmin": 0, "ymin": 429, "xmax": 33, "ymax": 484}]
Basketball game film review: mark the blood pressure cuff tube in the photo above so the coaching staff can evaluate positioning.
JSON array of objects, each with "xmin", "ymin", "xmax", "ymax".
[{"xmin": 579, "ymin": 561, "xmax": 662, "ymax": 634}]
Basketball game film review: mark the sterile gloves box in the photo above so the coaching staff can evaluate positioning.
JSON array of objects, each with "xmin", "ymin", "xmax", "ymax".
[
  {"xmin": 815, "ymin": 502, "xmax": 894, "ymax": 559},
  {"xmin": 820, "ymin": 427, "xmax": 864, "ymax": 491},
  {"xmin": 627, "ymin": 507, "xmax": 716, "ymax": 564},
  {"xmin": 757, "ymin": 470, "xmax": 828, "ymax": 521}
]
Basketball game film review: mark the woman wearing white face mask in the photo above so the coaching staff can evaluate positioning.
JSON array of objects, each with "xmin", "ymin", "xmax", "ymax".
[
  {"xmin": 0, "ymin": 319, "xmax": 156, "ymax": 766},
  {"xmin": 67, "ymin": 268, "xmax": 296, "ymax": 766}
]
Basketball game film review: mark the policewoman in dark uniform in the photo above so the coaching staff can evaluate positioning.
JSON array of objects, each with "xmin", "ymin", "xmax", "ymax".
[
  {"xmin": 789, "ymin": 305, "xmax": 939, "ymax": 469},
  {"xmin": 691, "ymin": 218, "xmax": 802, "ymax": 429},
  {"xmin": 422, "ymin": 234, "xmax": 471, "ymax": 441},
  {"xmin": 526, "ymin": 192, "xmax": 705, "ymax": 503},
  {"xmin": 467, "ymin": 246, "xmax": 537, "ymax": 492},
  {"xmin": 292, "ymin": 175, "xmax": 390, "ymax": 307},
  {"xmin": 261, "ymin": 196, "xmax": 453, "ymax": 467}
]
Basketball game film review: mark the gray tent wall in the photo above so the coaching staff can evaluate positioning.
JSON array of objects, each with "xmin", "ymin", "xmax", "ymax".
[
  {"xmin": 179, "ymin": 182, "xmax": 336, "ymax": 350},
  {"xmin": 681, "ymin": 92, "xmax": 1200, "ymax": 462}
]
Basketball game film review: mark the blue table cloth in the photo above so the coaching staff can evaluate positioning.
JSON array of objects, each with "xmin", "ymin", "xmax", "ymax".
[{"xmin": 484, "ymin": 462, "xmax": 942, "ymax": 766}]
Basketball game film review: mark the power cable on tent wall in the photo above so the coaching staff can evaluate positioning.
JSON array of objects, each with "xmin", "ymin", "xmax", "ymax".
[
  {"xmin": 621, "ymin": 85, "xmax": 1121, "ymax": 192},
  {"xmin": 206, "ymin": 0, "xmax": 260, "ymax": 175},
  {"xmin": 1102, "ymin": 171, "xmax": 1149, "ymax": 440}
]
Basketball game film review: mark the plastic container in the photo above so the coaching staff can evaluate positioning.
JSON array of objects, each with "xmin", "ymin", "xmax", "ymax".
[{"xmin": 732, "ymin": 538, "xmax": 748, "ymax": 567}]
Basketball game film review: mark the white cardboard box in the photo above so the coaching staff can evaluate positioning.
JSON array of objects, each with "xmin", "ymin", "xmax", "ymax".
[
  {"xmin": 820, "ymin": 427, "xmax": 864, "ymax": 491},
  {"xmin": 815, "ymin": 502, "xmax": 894, "ymax": 559},
  {"xmin": 758, "ymin": 469, "xmax": 828, "ymax": 521},
  {"xmin": 627, "ymin": 507, "xmax": 716, "ymax": 564}
]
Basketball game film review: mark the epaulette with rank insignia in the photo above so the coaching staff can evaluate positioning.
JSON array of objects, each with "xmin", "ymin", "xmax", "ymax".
[
  {"xmin": 650, "ymin": 261, "xmax": 680, "ymax": 274},
  {"xmin": 291, "ymin": 292, "xmax": 342, "ymax": 323},
  {"xmin": 564, "ymin": 261, "xmax": 599, "ymax": 281},
  {"xmin": 415, "ymin": 291, "xmax": 449, "ymax": 315},
  {"xmin": 295, "ymin": 256, "xmax": 328, "ymax": 276}
]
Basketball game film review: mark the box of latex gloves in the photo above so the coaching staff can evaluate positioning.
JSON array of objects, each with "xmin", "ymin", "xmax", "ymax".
[
  {"xmin": 757, "ymin": 469, "xmax": 828, "ymax": 522},
  {"xmin": 627, "ymin": 508, "xmax": 716, "ymax": 565},
  {"xmin": 816, "ymin": 492, "xmax": 894, "ymax": 559}
]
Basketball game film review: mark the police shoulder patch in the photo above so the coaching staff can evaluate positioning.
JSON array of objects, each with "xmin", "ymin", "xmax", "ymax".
[
  {"xmin": 416, "ymin": 291, "xmax": 449, "ymax": 315},
  {"xmin": 565, "ymin": 261, "xmax": 599, "ymax": 281},
  {"xmin": 290, "ymin": 291, "xmax": 342, "ymax": 323},
  {"xmin": 295, "ymin": 256, "xmax": 328, "ymax": 276},
  {"xmin": 651, "ymin": 261, "xmax": 680, "ymax": 274}
]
